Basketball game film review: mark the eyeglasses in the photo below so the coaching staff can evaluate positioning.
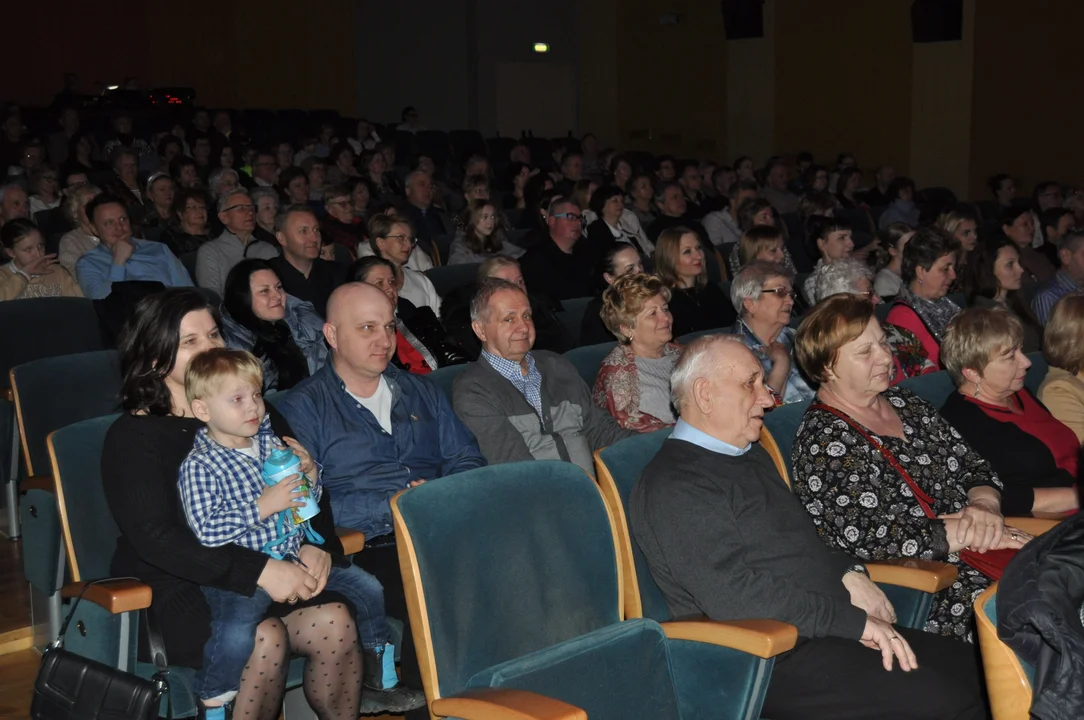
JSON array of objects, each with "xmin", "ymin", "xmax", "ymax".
[
  {"xmin": 761, "ymin": 287, "xmax": 797, "ymax": 299},
  {"xmin": 384, "ymin": 233, "xmax": 419, "ymax": 247},
  {"xmin": 327, "ymin": 199, "xmax": 354, "ymax": 208},
  {"xmin": 552, "ymin": 212, "xmax": 584, "ymax": 223},
  {"xmin": 224, "ymin": 203, "xmax": 256, "ymax": 213}
]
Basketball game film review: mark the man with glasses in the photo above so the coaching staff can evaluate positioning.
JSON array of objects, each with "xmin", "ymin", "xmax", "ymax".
[
  {"xmin": 647, "ymin": 181, "xmax": 711, "ymax": 248},
  {"xmin": 251, "ymin": 150, "xmax": 280, "ymax": 188},
  {"xmin": 195, "ymin": 189, "xmax": 279, "ymax": 295},
  {"xmin": 401, "ymin": 170, "xmax": 444, "ymax": 265},
  {"xmin": 519, "ymin": 197, "xmax": 597, "ymax": 302},
  {"xmin": 318, "ymin": 183, "xmax": 366, "ymax": 257}
]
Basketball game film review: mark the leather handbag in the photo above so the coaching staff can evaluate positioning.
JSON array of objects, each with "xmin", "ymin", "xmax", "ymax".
[
  {"xmin": 812, "ymin": 402, "xmax": 1017, "ymax": 580},
  {"xmin": 31, "ymin": 579, "xmax": 172, "ymax": 720}
]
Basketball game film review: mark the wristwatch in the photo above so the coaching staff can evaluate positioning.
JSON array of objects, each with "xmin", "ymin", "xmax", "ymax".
[{"xmin": 846, "ymin": 563, "xmax": 869, "ymax": 577}]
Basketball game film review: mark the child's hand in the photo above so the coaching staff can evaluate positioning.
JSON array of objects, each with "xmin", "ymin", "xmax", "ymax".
[
  {"xmin": 281, "ymin": 437, "xmax": 317, "ymax": 478},
  {"xmin": 257, "ymin": 475, "xmax": 306, "ymax": 520}
]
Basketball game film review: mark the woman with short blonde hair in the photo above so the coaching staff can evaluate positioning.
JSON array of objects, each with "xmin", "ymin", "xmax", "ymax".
[
  {"xmin": 1039, "ymin": 292, "xmax": 1084, "ymax": 443},
  {"xmin": 593, "ymin": 273, "xmax": 681, "ymax": 432},
  {"xmin": 940, "ymin": 306, "xmax": 1079, "ymax": 516}
]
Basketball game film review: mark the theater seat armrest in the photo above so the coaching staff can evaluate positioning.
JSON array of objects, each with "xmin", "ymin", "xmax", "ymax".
[
  {"xmin": 431, "ymin": 688, "xmax": 587, "ymax": 720},
  {"xmin": 62, "ymin": 580, "xmax": 153, "ymax": 614},
  {"xmin": 335, "ymin": 527, "xmax": 365, "ymax": 555},
  {"xmin": 18, "ymin": 474, "xmax": 53, "ymax": 493},
  {"xmin": 1007, "ymin": 515, "xmax": 1063, "ymax": 537},
  {"xmin": 661, "ymin": 618, "xmax": 798, "ymax": 658},
  {"xmin": 867, "ymin": 559, "xmax": 957, "ymax": 593}
]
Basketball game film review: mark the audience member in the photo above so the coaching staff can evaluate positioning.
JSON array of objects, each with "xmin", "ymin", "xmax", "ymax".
[
  {"xmin": 1032, "ymin": 229, "xmax": 1084, "ymax": 324},
  {"xmin": 0, "ymin": 184, "xmax": 30, "ymax": 227},
  {"xmin": 57, "ymin": 183, "xmax": 101, "ymax": 274},
  {"xmin": 325, "ymin": 144, "xmax": 359, "ymax": 186},
  {"xmin": 989, "ymin": 173, "xmax": 1016, "ymax": 213},
  {"xmin": 885, "ymin": 226, "xmax": 961, "ymax": 367},
  {"xmin": 877, "ymin": 177, "xmax": 919, "ymax": 229},
  {"xmin": 872, "ymin": 222, "xmax": 913, "ymax": 298},
  {"xmin": 250, "ymin": 187, "xmax": 281, "ymax": 244},
  {"xmin": 142, "ymin": 172, "xmax": 176, "ymax": 232},
  {"xmin": 318, "ymin": 184, "xmax": 366, "ymax": 257},
  {"xmin": 161, "ymin": 187, "xmax": 213, "ymax": 257},
  {"xmin": 803, "ymin": 216, "xmax": 855, "ymax": 303},
  {"xmin": 647, "ymin": 181, "xmax": 710, "ymax": 248},
  {"xmin": 453, "ymin": 278, "xmax": 632, "ymax": 473},
  {"xmin": 835, "ymin": 167, "xmax": 864, "ymax": 209},
  {"xmin": 703, "ymin": 180, "xmax": 757, "ymax": 248},
  {"xmin": 655, "ymin": 155, "xmax": 677, "ymax": 183},
  {"xmin": 1030, "ymin": 180, "xmax": 1063, "ymax": 249},
  {"xmin": 170, "ymin": 155, "xmax": 202, "ymax": 190},
  {"xmin": 810, "ymin": 259, "xmax": 935, "ymax": 382},
  {"xmin": 656, "ymin": 227, "xmax": 735, "ymax": 338},
  {"xmin": 759, "ymin": 158, "xmax": 799, "ymax": 215},
  {"xmin": 396, "ymin": 106, "xmax": 425, "ymax": 134},
  {"xmin": 581, "ymin": 243, "xmax": 644, "ymax": 346},
  {"xmin": 367, "ymin": 213, "xmax": 441, "ymax": 314},
  {"xmin": 626, "ymin": 173, "xmax": 658, "ymax": 229},
  {"xmin": 207, "ymin": 167, "xmax": 241, "ymax": 202},
  {"xmin": 1001, "ymin": 204, "xmax": 1055, "ymax": 285},
  {"xmin": 0, "ymin": 219, "xmax": 82, "ymax": 300},
  {"xmin": 76, "ymin": 194, "xmax": 192, "ymax": 299},
  {"xmin": 47, "ymin": 107, "xmax": 80, "ymax": 166},
  {"xmin": 862, "ymin": 165, "xmax": 896, "ymax": 207},
  {"xmin": 101, "ymin": 111, "xmax": 153, "ymax": 161},
  {"xmin": 1038, "ymin": 206, "xmax": 1074, "ymax": 266},
  {"xmin": 269, "ymin": 205, "xmax": 345, "ymax": 316},
  {"xmin": 584, "ymin": 185, "xmax": 652, "ymax": 257},
  {"xmin": 727, "ymin": 224, "xmax": 787, "ymax": 277},
  {"xmin": 401, "ymin": 170, "xmax": 447, "ymax": 264},
  {"xmin": 278, "ymin": 167, "xmax": 310, "ymax": 206},
  {"xmin": 631, "ymin": 335, "xmax": 988, "ymax": 719},
  {"xmin": 593, "ymin": 273, "xmax": 681, "ymax": 431},
  {"xmin": 196, "ymin": 189, "xmax": 280, "ymax": 295},
  {"xmin": 448, "ymin": 199, "xmax": 523, "ymax": 265},
  {"xmin": 1038, "ymin": 292, "xmax": 1084, "ymax": 443},
  {"xmin": 219, "ymin": 258, "xmax": 327, "ymax": 392},
  {"xmin": 28, "ymin": 164, "xmax": 61, "ymax": 215},
  {"xmin": 731, "ymin": 260, "xmax": 814, "ymax": 404},
  {"xmin": 519, "ymin": 197, "xmax": 596, "ymax": 301},
  {"xmin": 962, "ymin": 235, "xmax": 1042, "ymax": 352},
  {"xmin": 349, "ymin": 256, "xmax": 466, "ymax": 374},
  {"xmin": 251, "ymin": 150, "xmax": 280, "ymax": 188},
  {"xmin": 677, "ymin": 160, "xmax": 708, "ymax": 218},
  {"xmin": 304, "ymin": 157, "xmax": 327, "ymax": 203},
  {"xmin": 940, "ymin": 307, "xmax": 1079, "ymax": 516},
  {"xmin": 62, "ymin": 131, "xmax": 103, "ymax": 177},
  {"xmin": 792, "ymin": 294, "xmax": 1026, "ymax": 641}
]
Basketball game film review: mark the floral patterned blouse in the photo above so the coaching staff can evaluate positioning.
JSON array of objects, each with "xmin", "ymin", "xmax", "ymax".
[
  {"xmin": 593, "ymin": 342, "xmax": 682, "ymax": 433},
  {"xmin": 883, "ymin": 322, "xmax": 936, "ymax": 384},
  {"xmin": 791, "ymin": 386, "xmax": 1004, "ymax": 642}
]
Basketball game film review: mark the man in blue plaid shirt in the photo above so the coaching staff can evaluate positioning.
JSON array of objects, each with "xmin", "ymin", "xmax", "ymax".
[{"xmin": 178, "ymin": 348, "xmax": 424, "ymax": 718}]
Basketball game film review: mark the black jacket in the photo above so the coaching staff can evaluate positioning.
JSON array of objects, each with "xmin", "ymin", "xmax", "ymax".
[{"xmin": 998, "ymin": 513, "xmax": 1084, "ymax": 720}]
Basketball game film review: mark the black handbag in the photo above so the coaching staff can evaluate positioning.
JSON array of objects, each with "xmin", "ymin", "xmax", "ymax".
[{"xmin": 31, "ymin": 579, "xmax": 172, "ymax": 720}]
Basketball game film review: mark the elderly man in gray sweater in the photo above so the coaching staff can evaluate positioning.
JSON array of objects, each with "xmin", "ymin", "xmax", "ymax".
[
  {"xmin": 452, "ymin": 278, "xmax": 634, "ymax": 475},
  {"xmin": 195, "ymin": 188, "xmax": 279, "ymax": 295},
  {"xmin": 629, "ymin": 335, "xmax": 986, "ymax": 719}
]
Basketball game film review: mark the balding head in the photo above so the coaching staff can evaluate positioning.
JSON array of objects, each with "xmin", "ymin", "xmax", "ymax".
[
  {"xmin": 324, "ymin": 282, "xmax": 397, "ymax": 386},
  {"xmin": 671, "ymin": 335, "xmax": 774, "ymax": 448},
  {"xmin": 405, "ymin": 170, "xmax": 433, "ymax": 209}
]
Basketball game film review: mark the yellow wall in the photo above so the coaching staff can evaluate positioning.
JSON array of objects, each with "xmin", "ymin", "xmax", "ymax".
[
  {"xmin": 774, "ymin": 0, "xmax": 913, "ymax": 174},
  {"xmin": 727, "ymin": 0, "xmax": 775, "ymax": 166}
]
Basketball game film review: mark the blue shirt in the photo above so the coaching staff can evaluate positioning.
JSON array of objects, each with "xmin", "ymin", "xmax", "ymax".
[
  {"xmin": 733, "ymin": 319, "xmax": 816, "ymax": 405},
  {"xmin": 481, "ymin": 350, "xmax": 544, "ymax": 420},
  {"xmin": 75, "ymin": 237, "xmax": 193, "ymax": 299},
  {"xmin": 1032, "ymin": 270, "xmax": 1080, "ymax": 325},
  {"xmin": 670, "ymin": 418, "xmax": 750, "ymax": 456},
  {"xmin": 278, "ymin": 361, "xmax": 486, "ymax": 539}
]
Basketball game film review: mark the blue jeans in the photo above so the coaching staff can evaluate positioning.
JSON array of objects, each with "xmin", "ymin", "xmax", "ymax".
[{"xmin": 197, "ymin": 564, "xmax": 390, "ymax": 700}]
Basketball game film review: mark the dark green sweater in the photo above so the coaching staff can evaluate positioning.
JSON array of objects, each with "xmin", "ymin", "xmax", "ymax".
[{"xmin": 630, "ymin": 438, "xmax": 867, "ymax": 640}]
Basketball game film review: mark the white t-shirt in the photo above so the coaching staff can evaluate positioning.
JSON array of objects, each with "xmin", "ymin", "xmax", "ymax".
[
  {"xmin": 347, "ymin": 376, "xmax": 393, "ymax": 434},
  {"xmin": 234, "ymin": 438, "xmax": 260, "ymax": 459}
]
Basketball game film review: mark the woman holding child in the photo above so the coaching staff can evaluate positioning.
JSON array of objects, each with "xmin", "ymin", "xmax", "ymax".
[{"xmin": 102, "ymin": 288, "xmax": 423, "ymax": 718}]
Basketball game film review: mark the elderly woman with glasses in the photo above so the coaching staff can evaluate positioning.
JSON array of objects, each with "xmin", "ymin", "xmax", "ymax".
[
  {"xmin": 730, "ymin": 260, "xmax": 814, "ymax": 404},
  {"xmin": 316, "ymin": 183, "xmax": 366, "ymax": 258},
  {"xmin": 368, "ymin": 213, "xmax": 441, "ymax": 315},
  {"xmin": 810, "ymin": 258, "xmax": 936, "ymax": 383},
  {"xmin": 791, "ymin": 294, "xmax": 1028, "ymax": 642},
  {"xmin": 593, "ymin": 273, "xmax": 682, "ymax": 432}
]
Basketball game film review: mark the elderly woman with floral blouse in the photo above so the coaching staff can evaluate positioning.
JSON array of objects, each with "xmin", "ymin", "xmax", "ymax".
[
  {"xmin": 791, "ymin": 294, "xmax": 1031, "ymax": 642},
  {"xmin": 593, "ymin": 273, "xmax": 682, "ymax": 432}
]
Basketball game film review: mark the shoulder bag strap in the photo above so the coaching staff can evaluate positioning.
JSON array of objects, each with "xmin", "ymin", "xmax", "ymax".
[{"xmin": 809, "ymin": 401, "xmax": 937, "ymax": 518}]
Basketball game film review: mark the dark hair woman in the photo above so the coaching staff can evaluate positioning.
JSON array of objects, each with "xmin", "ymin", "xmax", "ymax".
[
  {"xmin": 220, "ymin": 259, "xmax": 328, "ymax": 391},
  {"xmin": 102, "ymin": 288, "xmax": 363, "ymax": 719},
  {"xmin": 580, "ymin": 243, "xmax": 645, "ymax": 347},
  {"xmin": 962, "ymin": 234, "xmax": 1042, "ymax": 352},
  {"xmin": 348, "ymin": 255, "xmax": 467, "ymax": 373}
]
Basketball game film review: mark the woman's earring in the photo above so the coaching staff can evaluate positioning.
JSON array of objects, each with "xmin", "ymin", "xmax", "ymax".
[{"xmin": 973, "ymin": 382, "xmax": 980, "ymax": 398}]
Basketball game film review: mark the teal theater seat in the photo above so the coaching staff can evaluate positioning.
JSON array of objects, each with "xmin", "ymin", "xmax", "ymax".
[
  {"xmin": 563, "ymin": 341, "xmax": 616, "ymax": 388},
  {"xmin": 392, "ymin": 460, "xmax": 794, "ymax": 720},
  {"xmin": 427, "ymin": 363, "xmax": 470, "ymax": 402}
]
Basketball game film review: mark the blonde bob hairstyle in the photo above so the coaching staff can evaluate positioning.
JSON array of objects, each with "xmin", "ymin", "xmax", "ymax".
[
  {"xmin": 184, "ymin": 347, "xmax": 264, "ymax": 404},
  {"xmin": 738, "ymin": 225, "xmax": 784, "ymax": 268},
  {"xmin": 1043, "ymin": 292, "xmax": 1084, "ymax": 375},
  {"xmin": 941, "ymin": 306, "xmax": 1024, "ymax": 387},
  {"xmin": 654, "ymin": 227, "xmax": 707, "ymax": 289},
  {"xmin": 600, "ymin": 273, "xmax": 673, "ymax": 344},
  {"xmin": 793, "ymin": 294, "xmax": 877, "ymax": 384}
]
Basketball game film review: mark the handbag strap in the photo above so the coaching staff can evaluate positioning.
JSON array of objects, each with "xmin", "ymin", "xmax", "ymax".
[{"xmin": 810, "ymin": 401, "xmax": 938, "ymax": 518}]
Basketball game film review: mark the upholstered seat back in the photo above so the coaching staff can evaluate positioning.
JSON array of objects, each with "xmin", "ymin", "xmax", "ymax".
[
  {"xmin": 393, "ymin": 460, "xmax": 622, "ymax": 699},
  {"xmin": 761, "ymin": 399, "xmax": 812, "ymax": 483},
  {"xmin": 595, "ymin": 429, "xmax": 673, "ymax": 621},
  {"xmin": 564, "ymin": 342, "xmax": 617, "ymax": 387}
]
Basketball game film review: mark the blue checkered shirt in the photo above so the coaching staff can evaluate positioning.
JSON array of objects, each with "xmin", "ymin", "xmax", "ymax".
[
  {"xmin": 481, "ymin": 349, "xmax": 544, "ymax": 420},
  {"xmin": 1032, "ymin": 270, "xmax": 1081, "ymax": 325},
  {"xmin": 178, "ymin": 414, "xmax": 322, "ymax": 559}
]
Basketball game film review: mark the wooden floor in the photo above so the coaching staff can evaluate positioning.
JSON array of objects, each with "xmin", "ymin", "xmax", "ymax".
[{"xmin": 0, "ymin": 539, "xmax": 31, "ymax": 638}]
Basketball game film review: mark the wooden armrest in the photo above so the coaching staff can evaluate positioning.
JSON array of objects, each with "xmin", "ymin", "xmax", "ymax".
[
  {"xmin": 336, "ymin": 527, "xmax": 365, "ymax": 555},
  {"xmin": 19, "ymin": 474, "xmax": 53, "ymax": 493},
  {"xmin": 661, "ymin": 618, "xmax": 798, "ymax": 658},
  {"xmin": 62, "ymin": 580, "xmax": 153, "ymax": 614},
  {"xmin": 1006, "ymin": 515, "xmax": 1063, "ymax": 537},
  {"xmin": 867, "ymin": 558, "xmax": 957, "ymax": 593},
  {"xmin": 431, "ymin": 688, "xmax": 586, "ymax": 720}
]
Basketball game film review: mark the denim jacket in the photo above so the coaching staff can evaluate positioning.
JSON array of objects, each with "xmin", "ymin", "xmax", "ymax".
[
  {"xmin": 220, "ymin": 294, "xmax": 328, "ymax": 391},
  {"xmin": 278, "ymin": 361, "xmax": 486, "ymax": 539}
]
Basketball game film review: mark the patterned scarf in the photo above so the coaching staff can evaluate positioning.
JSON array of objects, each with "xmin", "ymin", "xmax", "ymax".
[{"xmin": 895, "ymin": 286, "xmax": 961, "ymax": 342}]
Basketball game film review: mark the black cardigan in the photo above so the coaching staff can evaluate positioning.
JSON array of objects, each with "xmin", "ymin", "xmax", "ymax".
[
  {"xmin": 104, "ymin": 408, "xmax": 343, "ymax": 667},
  {"xmin": 939, "ymin": 390, "xmax": 1077, "ymax": 516},
  {"xmin": 667, "ymin": 282, "xmax": 737, "ymax": 339}
]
